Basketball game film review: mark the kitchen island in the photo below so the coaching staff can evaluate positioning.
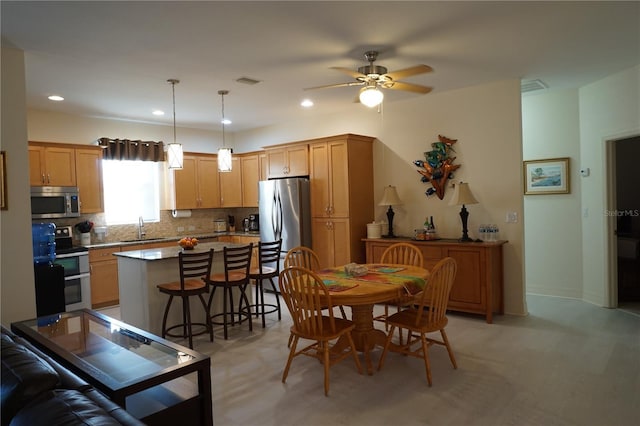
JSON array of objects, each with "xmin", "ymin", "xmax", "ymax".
[{"xmin": 115, "ymin": 242, "xmax": 247, "ymax": 336}]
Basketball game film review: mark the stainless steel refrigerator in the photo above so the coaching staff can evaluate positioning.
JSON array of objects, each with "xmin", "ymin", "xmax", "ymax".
[{"xmin": 259, "ymin": 177, "xmax": 311, "ymax": 291}]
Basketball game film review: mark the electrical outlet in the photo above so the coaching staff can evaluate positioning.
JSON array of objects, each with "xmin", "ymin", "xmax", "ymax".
[
  {"xmin": 188, "ymin": 226, "xmax": 195, "ymax": 231},
  {"xmin": 177, "ymin": 226, "xmax": 184, "ymax": 232}
]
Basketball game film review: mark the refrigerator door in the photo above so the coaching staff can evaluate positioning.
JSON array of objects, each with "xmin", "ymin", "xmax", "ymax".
[{"xmin": 259, "ymin": 178, "xmax": 311, "ymax": 253}]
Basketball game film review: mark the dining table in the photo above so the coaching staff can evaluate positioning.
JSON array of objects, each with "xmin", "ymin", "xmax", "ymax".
[{"xmin": 316, "ymin": 263, "xmax": 429, "ymax": 374}]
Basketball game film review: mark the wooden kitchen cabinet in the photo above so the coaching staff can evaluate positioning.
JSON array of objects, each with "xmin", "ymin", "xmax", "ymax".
[
  {"xmin": 312, "ymin": 217, "xmax": 351, "ymax": 268},
  {"xmin": 265, "ymin": 143, "xmax": 308, "ymax": 178},
  {"xmin": 28, "ymin": 143, "xmax": 76, "ymax": 186},
  {"xmin": 240, "ymin": 153, "xmax": 260, "ymax": 207},
  {"xmin": 219, "ymin": 157, "xmax": 243, "ymax": 207},
  {"xmin": 309, "ymin": 134, "xmax": 375, "ymax": 266},
  {"xmin": 74, "ymin": 147, "xmax": 104, "ymax": 213},
  {"xmin": 89, "ymin": 246, "xmax": 121, "ymax": 308},
  {"xmin": 174, "ymin": 153, "xmax": 220, "ymax": 209},
  {"xmin": 364, "ymin": 238, "xmax": 506, "ymax": 323}
]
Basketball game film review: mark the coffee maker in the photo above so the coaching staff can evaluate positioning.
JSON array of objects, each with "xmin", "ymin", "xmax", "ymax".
[{"xmin": 248, "ymin": 214, "xmax": 259, "ymax": 231}]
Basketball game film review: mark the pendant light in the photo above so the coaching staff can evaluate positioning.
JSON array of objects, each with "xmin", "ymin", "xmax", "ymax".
[
  {"xmin": 166, "ymin": 79, "xmax": 183, "ymax": 169},
  {"xmin": 217, "ymin": 89, "xmax": 232, "ymax": 172}
]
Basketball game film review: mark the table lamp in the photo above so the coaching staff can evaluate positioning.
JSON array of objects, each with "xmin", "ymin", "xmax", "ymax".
[
  {"xmin": 449, "ymin": 182, "xmax": 478, "ymax": 242},
  {"xmin": 379, "ymin": 185, "xmax": 403, "ymax": 238}
]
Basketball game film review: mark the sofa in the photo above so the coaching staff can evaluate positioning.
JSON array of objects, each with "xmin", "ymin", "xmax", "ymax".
[{"xmin": 1, "ymin": 326, "xmax": 145, "ymax": 426}]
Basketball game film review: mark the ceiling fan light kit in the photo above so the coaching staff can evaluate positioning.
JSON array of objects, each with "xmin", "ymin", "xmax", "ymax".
[{"xmin": 304, "ymin": 50, "xmax": 433, "ymax": 107}]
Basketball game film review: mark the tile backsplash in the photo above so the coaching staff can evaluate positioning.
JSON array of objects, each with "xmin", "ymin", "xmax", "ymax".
[{"xmin": 40, "ymin": 208, "xmax": 258, "ymax": 245}]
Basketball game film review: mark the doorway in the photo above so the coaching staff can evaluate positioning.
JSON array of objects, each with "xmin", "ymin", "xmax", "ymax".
[{"xmin": 609, "ymin": 135, "xmax": 640, "ymax": 313}]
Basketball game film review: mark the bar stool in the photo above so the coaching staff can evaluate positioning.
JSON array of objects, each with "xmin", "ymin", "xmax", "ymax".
[
  {"xmin": 206, "ymin": 244, "xmax": 253, "ymax": 339},
  {"xmin": 246, "ymin": 240, "xmax": 282, "ymax": 328},
  {"xmin": 157, "ymin": 248, "xmax": 214, "ymax": 349}
]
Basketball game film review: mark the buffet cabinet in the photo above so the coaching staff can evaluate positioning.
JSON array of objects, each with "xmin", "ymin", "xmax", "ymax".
[{"xmin": 364, "ymin": 238, "xmax": 506, "ymax": 323}]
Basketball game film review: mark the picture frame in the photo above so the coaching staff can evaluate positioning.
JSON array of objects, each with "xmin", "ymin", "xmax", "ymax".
[
  {"xmin": 523, "ymin": 157, "xmax": 570, "ymax": 195},
  {"xmin": 0, "ymin": 151, "xmax": 6, "ymax": 210}
]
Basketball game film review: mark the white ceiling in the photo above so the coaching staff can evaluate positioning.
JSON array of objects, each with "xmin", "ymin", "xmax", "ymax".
[{"xmin": 2, "ymin": 1, "xmax": 639, "ymax": 132}]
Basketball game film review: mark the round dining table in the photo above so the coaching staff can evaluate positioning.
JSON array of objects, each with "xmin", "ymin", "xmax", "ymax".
[{"xmin": 316, "ymin": 264, "xmax": 429, "ymax": 375}]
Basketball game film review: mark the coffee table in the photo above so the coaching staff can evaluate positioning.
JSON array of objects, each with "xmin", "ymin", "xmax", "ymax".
[{"xmin": 11, "ymin": 309, "xmax": 212, "ymax": 426}]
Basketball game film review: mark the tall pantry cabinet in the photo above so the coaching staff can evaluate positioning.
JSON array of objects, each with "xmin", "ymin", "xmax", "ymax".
[{"xmin": 309, "ymin": 134, "xmax": 374, "ymax": 268}]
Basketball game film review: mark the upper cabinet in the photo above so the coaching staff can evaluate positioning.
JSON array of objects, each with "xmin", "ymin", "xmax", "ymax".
[
  {"xmin": 29, "ymin": 144, "xmax": 76, "ymax": 186},
  {"xmin": 265, "ymin": 143, "xmax": 308, "ymax": 179},
  {"xmin": 219, "ymin": 157, "xmax": 242, "ymax": 207},
  {"xmin": 240, "ymin": 153, "xmax": 260, "ymax": 207},
  {"xmin": 74, "ymin": 147, "xmax": 104, "ymax": 213},
  {"xmin": 174, "ymin": 153, "xmax": 220, "ymax": 209},
  {"xmin": 29, "ymin": 142, "xmax": 104, "ymax": 213}
]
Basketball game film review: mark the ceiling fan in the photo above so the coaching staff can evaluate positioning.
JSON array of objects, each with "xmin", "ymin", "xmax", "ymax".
[{"xmin": 304, "ymin": 50, "xmax": 433, "ymax": 107}]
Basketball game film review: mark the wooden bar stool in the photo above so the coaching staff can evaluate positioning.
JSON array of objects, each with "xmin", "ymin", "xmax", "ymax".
[
  {"xmin": 246, "ymin": 239, "xmax": 282, "ymax": 328},
  {"xmin": 157, "ymin": 248, "xmax": 214, "ymax": 349},
  {"xmin": 206, "ymin": 244, "xmax": 254, "ymax": 340}
]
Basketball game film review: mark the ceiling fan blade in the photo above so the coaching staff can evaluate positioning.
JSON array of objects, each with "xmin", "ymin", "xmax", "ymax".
[
  {"xmin": 304, "ymin": 81, "xmax": 364, "ymax": 91},
  {"xmin": 384, "ymin": 64, "xmax": 433, "ymax": 80},
  {"xmin": 330, "ymin": 66, "xmax": 367, "ymax": 79},
  {"xmin": 385, "ymin": 81, "xmax": 433, "ymax": 94}
]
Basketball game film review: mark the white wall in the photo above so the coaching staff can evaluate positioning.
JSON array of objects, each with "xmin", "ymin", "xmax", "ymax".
[
  {"xmin": 27, "ymin": 109, "xmax": 229, "ymax": 154},
  {"xmin": 1, "ymin": 47, "xmax": 37, "ymax": 325},
  {"xmin": 522, "ymin": 89, "xmax": 583, "ymax": 297},
  {"xmin": 579, "ymin": 65, "xmax": 640, "ymax": 306},
  {"xmin": 237, "ymin": 80, "xmax": 527, "ymax": 316}
]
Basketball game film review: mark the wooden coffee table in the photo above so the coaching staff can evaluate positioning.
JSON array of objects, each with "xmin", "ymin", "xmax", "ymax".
[{"xmin": 11, "ymin": 309, "xmax": 212, "ymax": 426}]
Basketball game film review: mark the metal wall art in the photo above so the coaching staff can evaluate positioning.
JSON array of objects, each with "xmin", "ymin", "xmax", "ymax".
[{"xmin": 414, "ymin": 135, "xmax": 460, "ymax": 199}]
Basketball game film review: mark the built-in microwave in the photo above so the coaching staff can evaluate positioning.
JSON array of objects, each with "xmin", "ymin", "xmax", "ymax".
[{"xmin": 31, "ymin": 186, "xmax": 81, "ymax": 219}]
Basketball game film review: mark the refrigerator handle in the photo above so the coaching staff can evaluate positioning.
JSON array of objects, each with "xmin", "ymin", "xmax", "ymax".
[{"xmin": 275, "ymin": 190, "xmax": 283, "ymax": 238}]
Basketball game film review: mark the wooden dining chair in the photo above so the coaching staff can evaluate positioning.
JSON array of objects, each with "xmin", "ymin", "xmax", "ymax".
[
  {"xmin": 279, "ymin": 266, "xmax": 363, "ymax": 396},
  {"xmin": 284, "ymin": 246, "xmax": 347, "ymax": 319},
  {"xmin": 377, "ymin": 257, "xmax": 458, "ymax": 386},
  {"xmin": 206, "ymin": 244, "xmax": 254, "ymax": 340},
  {"xmin": 157, "ymin": 248, "xmax": 214, "ymax": 349},
  {"xmin": 374, "ymin": 242, "xmax": 424, "ymax": 340}
]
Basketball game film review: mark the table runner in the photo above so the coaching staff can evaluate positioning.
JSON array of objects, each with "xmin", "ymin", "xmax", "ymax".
[{"xmin": 318, "ymin": 264, "xmax": 426, "ymax": 295}]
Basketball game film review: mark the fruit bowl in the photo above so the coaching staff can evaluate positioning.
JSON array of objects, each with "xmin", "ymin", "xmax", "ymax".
[{"xmin": 178, "ymin": 237, "xmax": 198, "ymax": 250}]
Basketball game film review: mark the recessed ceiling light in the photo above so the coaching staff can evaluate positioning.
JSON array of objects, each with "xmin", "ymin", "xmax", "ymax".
[
  {"xmin": 152, "ymin": 110, "xmax": 165, "ymax": 116},
  {"xmin": 48, "ymin": 95, "xmax": 64, "ymax": 101},
  {"xmin": 301, "ymin": 99, "xmax": 314, "ymax": 108}
]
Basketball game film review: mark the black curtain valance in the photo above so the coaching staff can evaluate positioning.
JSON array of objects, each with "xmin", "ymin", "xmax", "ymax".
[{"xmin": 98, "ymin": 138, "xmax": 164, "ymax": 162}]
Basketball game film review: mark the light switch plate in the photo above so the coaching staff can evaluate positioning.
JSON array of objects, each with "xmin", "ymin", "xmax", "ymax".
[{"xmin": 506, "ymin": 211, "xmax": 518, "ymax": 223}]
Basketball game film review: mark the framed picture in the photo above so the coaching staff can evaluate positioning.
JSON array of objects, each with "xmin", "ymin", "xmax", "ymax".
[
  {"xmin": 0, "ymin": 151, "xmax": 6, "ymax": 210},
  {"xmin": 523, "ymin": 157, "xmax": 570, "ymax": 195}
]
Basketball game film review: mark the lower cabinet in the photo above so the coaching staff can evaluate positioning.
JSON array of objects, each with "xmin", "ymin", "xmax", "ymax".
[
  {"xmin": 311, "ymin": 218, "xmax": 352, "ymax": 268},
  {"xmin": 89, "ymin": 247, "xmax": 121, "ymax": 308},
  {"xmin": 364, "ymin": 238, "xmax": 506, "ymax": 323}
]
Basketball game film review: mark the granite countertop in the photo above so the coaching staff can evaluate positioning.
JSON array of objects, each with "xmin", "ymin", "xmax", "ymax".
[
  {"xmin": 114, "ymin": 241, "xmax": 244, "ymax": 261},
  {"xmin": 85, "ymin": 231, "xmax": 260, "ymax": 250}
]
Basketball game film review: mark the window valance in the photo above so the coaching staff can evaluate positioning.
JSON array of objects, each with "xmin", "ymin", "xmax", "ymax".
[{"xmin": 97, "ymin": 138, "xmax": 165, "ymax": 162}]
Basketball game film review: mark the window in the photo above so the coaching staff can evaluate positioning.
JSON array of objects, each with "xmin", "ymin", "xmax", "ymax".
[{"xmin": 102, "ymin": 160, "xmax": 160, "ymax": 225}]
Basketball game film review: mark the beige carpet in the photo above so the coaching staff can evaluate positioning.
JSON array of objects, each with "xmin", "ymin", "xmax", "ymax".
[{"xmin": 101, "ymin": 294, "xmax": 640, "ymax": 426}]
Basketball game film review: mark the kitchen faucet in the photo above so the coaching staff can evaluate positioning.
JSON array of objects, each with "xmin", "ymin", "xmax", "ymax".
[{"xmin": 138, "ymin": 216, "xmax": 146, "ymax": 239}]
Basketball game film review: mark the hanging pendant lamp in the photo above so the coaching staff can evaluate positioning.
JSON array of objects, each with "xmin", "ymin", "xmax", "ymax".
[
  {"xmin": 217, "ymin": 90, "xmax": 232, "ymax": 172},
  {"xmin": 166, "ymin": 79, "xmax": 183, "ymax": 170}
]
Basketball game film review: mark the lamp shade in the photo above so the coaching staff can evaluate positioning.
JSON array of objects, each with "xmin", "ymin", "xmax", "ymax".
[
  {"xmin": 379, "ymin": 185, "xmax": 402, "ymax": 206},
  {"xmin": 449, "ymin": 182, "xmax": 478, "ymax": 206},
  {"xmin": 167, "ymin": 142, "xmax": 183, "ymax": 170},
  {"xmin": 359, "ymin": 86, "xmax": 384, "ymax": 108},
  {"xmin": 218, "ymin": 147, "xmax": 233, "ymax": 172}
]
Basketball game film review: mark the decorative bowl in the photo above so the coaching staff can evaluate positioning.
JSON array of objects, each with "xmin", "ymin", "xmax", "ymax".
[{"xmin": 178, "ymin": 237, "xmax": 198, "ymax": 250}]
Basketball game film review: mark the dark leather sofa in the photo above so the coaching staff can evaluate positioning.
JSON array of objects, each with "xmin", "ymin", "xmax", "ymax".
[{"xmin": 1, "ymin": 325, "xmax": 145, "ymax": 426}]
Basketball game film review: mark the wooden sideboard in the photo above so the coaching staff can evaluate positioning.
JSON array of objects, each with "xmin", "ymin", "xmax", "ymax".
[{"xmin": 364, "ymin": 238, "xmax": 506, "ymax": 323}]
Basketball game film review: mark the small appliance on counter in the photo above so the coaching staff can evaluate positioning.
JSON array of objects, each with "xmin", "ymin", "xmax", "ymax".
[
  {"xmin": 213, "ymin": 219, "xmax": 227, "ymax": 232},
  {"xmin": 242, "ymin": 217, "xmax": 250, "ymax": 232},
  {"xmin": 249, "ymin": 214, "xmax": 259, "ymax": 232}
]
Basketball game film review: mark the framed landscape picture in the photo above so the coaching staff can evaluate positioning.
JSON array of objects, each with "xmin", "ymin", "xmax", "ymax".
[{"xmin": 523, "ymin": 157, "xmax": 570, "ymax": 195}]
